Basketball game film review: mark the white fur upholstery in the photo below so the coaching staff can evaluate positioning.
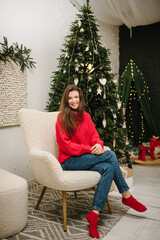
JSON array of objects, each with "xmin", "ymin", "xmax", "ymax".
[
  {"xmin": 0, "ymin": 168, "xmax": 28, "ymax": 239},
  {"xmin": 18, "ymin": 109, "xmax": 101, "ymax": 191}
]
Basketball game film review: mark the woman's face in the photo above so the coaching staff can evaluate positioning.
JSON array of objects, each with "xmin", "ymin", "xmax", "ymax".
[{"xmin": 68, "ymin": 90, "xmax": 80, "ymax": 110}]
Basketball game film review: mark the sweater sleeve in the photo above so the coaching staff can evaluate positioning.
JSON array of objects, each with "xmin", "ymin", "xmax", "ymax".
[
  {"xmin": 88, "ymin": 114, "xmax": 104, "ymax": 148},
  {"xmin": 56, "ymin": 115, "xmax": 91, "ymax": 156}
]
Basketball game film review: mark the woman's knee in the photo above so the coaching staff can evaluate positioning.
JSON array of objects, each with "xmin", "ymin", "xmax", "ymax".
[
  {"xmin": 104, "ymin": 150, "xmax": 117, "ymax": 160},
  {"xmin": 110, "ymin": 150, "xmax": 116, "ymax": 158}
]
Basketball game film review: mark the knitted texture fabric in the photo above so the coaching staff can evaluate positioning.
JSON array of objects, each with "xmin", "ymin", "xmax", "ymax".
[
  {"xmin": 56, "ymin": 111, "xmax": 103, "ymax": 163},
  {"xmin": 122, "ymin": 195, "xmax": 147, "ymax": 212}
]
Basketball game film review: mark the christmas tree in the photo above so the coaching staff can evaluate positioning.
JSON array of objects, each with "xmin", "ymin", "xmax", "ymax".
[
  {"xmin": 118, "ymin": 59, "xmax": 158, "ymax": 146},
  {"xmin": 46, "ymin": 0, "xmax": 130, "ymax": 165}
]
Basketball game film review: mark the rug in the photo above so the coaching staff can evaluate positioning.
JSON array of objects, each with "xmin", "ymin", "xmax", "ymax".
[{"xmin": 6, "ymin": 181, "xmax": 129, "ymax": 240}]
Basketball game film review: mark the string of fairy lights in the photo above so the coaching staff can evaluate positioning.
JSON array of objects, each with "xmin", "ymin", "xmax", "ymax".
[{"xmin": 119, "ymin": 59, "xmax": 150, "ymax": 144}]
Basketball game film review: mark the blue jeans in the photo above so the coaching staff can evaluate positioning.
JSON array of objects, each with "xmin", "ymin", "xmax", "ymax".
[{"xmin": 61, "ymin": 150, "xmax": 129, "ymax": 212}]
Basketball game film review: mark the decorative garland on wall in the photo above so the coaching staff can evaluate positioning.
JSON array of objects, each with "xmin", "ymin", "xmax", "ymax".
[
  {"xmin": 0, "ymin": 37, "xmax": 36, "ymax": 72},
  {"xmin": 0, "ymin": 37, "xmax": 36, "ymax": 128}
]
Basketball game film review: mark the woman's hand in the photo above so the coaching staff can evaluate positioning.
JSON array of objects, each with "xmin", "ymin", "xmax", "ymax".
[{"xmin": 91, "ymin": 144, "xmax": 104, "ymax": 155}]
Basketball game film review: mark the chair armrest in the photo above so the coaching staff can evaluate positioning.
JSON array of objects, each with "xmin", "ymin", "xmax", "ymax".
[
  {"xmin": 29, "ymin": 149, "xmax": 63, "ymax": 189},
  {"xmin": 104, "ymin": 146, "xmax": 111, "ymax": 151}
]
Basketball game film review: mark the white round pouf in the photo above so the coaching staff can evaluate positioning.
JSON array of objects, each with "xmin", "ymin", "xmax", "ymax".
[{"xmin": 0, "ymin": 169, "xmax": 28, "ymax": 239}]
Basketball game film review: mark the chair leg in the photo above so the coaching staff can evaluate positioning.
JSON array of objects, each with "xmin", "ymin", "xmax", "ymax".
[
  {"xmin": 74, "ymin": 191, "xmax": 78, "ymax": 199},
  {"xmin": 62, "ymin": 191, "xmax": 67, "ymax": 232},
  {"xmin": 35, "ymin": 186, "xmax": 47, "ymax": 210},
  {"xmin": 106, "ymin": 197, "xmax": 112, "ymax": 213}
]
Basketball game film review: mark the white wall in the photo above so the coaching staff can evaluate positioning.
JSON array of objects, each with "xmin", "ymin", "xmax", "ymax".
[
  {"xmin": 0, "ymin": 0, "xmax": 119, "ymax": 181},
  {"xmin": 98, "ymin": 20, "xmax": 119, "ymax": 80}
]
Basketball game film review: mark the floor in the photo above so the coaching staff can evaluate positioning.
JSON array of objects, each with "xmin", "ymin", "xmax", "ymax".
[{"xmin": 102, "ymin": 164, "xmax": 160, "ymax": 240}]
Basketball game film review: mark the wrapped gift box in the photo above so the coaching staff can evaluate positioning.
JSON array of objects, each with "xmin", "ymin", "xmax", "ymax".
[
  {"xmin": 113, "ymin": 166, "xmax": 133, "ymax": 191},
  {"xmin": 122, "ymin": 166, "xmax": 133, "ymax": 187}
]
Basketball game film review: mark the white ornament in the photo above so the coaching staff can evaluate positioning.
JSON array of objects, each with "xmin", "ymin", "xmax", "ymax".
[
  {"xmin": 75, "ymin": 65, "xmax": 79, "ymax": 71},
  {"xmin": 97, "ymin": 86, "xmax": 102, "ymax": 95},
  {"xmin": 85, "ymin": 46, "xmax": 89, "ymax": 51},
  {"xmin": 74, "ymin": 78, "xmax": 79, "ymax": 85},
  {"xmin": 117, "ymin": 100, "xmax": 122, "ymax": 109},
  {"xmin": 99, "ymin": 78, "xmax": 106, "ymax": 86},
  {"xmin": 78, "ymin": 18, "xmax": 81, "ymax": 27},
  {"xmin": 87, "ymin": 64, "xmax": 94, "ymax": 74},
  {"xmin": 126, "ymin": 137, "xmax": 129, "ymax": 145},
  {"xmin": 113, "ymin": 113, "xmax": 117, "ymax": 119},
  {"xmin": 123, "ymin": 107, "xmax": 126, "ymax": 115},
  {"xmin": 99, "ymin": 79, "xmax": 106, "ymax": 99},
  {"xmin": 65, "ymin": 52, "xmax": 69, "ymax": 58},
  {"xmin": 122, "ymin": 122, "xmax": 126, "ymax": 128},
  {"xmin": 80, "ymin": 28, "xmax": 84, "ymax": 33},
  {"xmin": 89, "ymin": 88, "xmax": 92, "ymax": 92},
  {"xmin": 88, "ymin": 64, "xmax": 93, "ymax": 70},
  {"xmin": 102, "ymin": 118, "xmax": 107, "ymax": 128},
  {"xmin": 113, "ymin": 140, "xmax": 116, "ymax": 147}
]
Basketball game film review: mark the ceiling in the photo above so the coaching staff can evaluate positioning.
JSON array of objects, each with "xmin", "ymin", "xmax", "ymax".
[{"xmin": 70, "ymin": 0, "xmax": 160, "ymax": 28}]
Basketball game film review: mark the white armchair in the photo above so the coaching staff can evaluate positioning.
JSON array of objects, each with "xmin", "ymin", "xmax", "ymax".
[{"xmin": 18, "ymin": 108, "xmax": 111, "ymax": 231}]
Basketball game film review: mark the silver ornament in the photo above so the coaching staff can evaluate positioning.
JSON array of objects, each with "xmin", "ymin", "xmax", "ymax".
[
  {"xmin": 74, "ymin": 78, "xmax": 79, "ymax": 85},
  {"xmin": 102, "ymin": 118, "xmax": 106, "ymax": 128}
]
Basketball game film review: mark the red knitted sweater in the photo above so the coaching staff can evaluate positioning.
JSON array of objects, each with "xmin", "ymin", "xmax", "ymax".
[{"xmin": 56, "ymin": 111, "xmax": 104, "ymax": 163}]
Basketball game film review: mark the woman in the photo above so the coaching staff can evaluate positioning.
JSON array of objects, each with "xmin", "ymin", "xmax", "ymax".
[{"xmin": 56, "ymin": 85, "xmax": 147, "ymax": 239}]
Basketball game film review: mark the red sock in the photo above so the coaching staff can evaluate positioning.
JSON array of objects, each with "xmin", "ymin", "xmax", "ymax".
[
  {"xmin": 122, "ymin": 195, "xmax": 147, "ymax": 212},
  {"xmin": 86, "ymin": 211, "xmax": 99, "ymax": 238}
]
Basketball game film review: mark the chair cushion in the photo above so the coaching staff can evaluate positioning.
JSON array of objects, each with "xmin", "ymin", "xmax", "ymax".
[{"xmin": 58, "ymin": 170, "xmax": 101, "ymax": 191}]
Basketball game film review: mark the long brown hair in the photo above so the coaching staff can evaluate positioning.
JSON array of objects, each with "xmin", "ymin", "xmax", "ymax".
[{"xmin": 59, "ymin": 85, "xmax": 85, "ymax": 137}]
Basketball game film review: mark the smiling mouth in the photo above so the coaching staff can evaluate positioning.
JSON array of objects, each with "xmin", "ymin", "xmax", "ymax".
[{"xmin": 71, "ymin": 103, "xmax": 78, "ymax": 107}]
